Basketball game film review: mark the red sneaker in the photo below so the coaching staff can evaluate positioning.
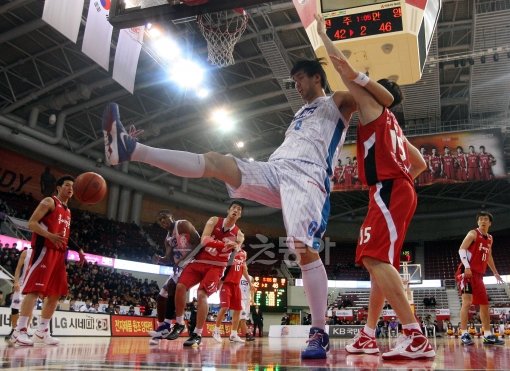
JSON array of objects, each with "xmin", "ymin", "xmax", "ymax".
[
  {"xmin": 382, "ymin": 330, "xmax": 435, "ymax": 360},
  {"xmin": 346, "ymin": 329, "xmax": 379, "ymax": 354}
]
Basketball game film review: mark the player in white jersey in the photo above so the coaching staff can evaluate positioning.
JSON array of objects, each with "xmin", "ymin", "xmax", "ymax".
[
  {"xmin": 239, "ymin": 275, "xmax": 255, "ymax": 341},
  {"xmin": 6, "ymin": 249, "xmax": 33, "ymax": 341},
  {"xmin": 103, "ymin": 56, "xmax": 393, "ymax": 359},
  {"xmin": 148, "ymin": 210, "xmax": 200, "ymax": 345}
]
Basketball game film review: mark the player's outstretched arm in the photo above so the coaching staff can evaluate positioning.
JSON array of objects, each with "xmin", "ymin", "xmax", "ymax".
[{"xmin": 315, "ymin": 14, "xmax": 393, "ymax": 114}]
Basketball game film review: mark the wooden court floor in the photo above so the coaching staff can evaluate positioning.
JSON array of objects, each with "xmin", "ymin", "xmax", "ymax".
[{"xmin": 1, "ymin": 335, "xmax": 510, "ymax": 370}]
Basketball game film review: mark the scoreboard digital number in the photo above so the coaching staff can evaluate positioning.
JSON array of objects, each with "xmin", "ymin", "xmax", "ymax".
[
  {"xmin": 325, "ymin": 6, "xmax": 403, "ymax": 41},
  {"xmin": 252, "ymin": 276, "xmax": 287, "ymax": 312}
]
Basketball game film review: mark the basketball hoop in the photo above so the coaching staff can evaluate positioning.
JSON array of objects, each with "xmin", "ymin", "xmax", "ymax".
[{"xmin": 197, "ymin": 8, "xmax": 248, "ymax": 67}]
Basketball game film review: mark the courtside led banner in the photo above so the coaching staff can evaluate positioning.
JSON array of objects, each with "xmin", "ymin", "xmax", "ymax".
[{"xmin": 332, "ymin": 128, "xmax": 506, "ymax": 191}]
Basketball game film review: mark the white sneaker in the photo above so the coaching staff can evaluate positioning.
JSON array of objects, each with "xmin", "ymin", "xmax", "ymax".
[
  {"xmin": 212, "ymin": 329, "xmax": 223, "ymax": 343},
  {"xmin": 12, "ymin": 329, "xmax": 34, "ymax": 346},
  {"xmin": 33, "ymin": 329, "xmax": 60, "ymax": 345},
  {"xmin": 229, "ymin": 334, "xmax": 246, "ymax": 343},
  {"xmin": 382, "ymin": 330, "xmax": 435, "ymax": 360}
]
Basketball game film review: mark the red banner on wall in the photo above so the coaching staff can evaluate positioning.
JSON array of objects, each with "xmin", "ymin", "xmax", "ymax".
[
  {"xmin": 111, "ymin": 316, "xmax": 156, "ymax": 337},
  {"xmin": 332, "ymin": 128, "xmax": 506, "ymax": 192}
]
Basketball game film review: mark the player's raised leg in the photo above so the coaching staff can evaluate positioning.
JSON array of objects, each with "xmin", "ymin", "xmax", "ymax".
[{"xmin": 102, "ymin": 103, "xmax": 241, "ymax": 187}]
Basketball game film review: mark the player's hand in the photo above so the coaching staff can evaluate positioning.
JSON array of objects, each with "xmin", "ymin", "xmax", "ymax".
[
  {"xmin": 315, "ymin": 14, "xmax": 326, "ymax": 36},
  {"xmin": 329, "ymin": 55, "xmax": 358, "ymax": 81},
  {"xmin": 495, "ymin": 273, "xmax": 505, "ymax": 285},
  {"xmin": 13, "ymin": 282, "xmax": 20, "ymax": 292},
  {"xmin": 48, "ymin": 232, "xmax": 66, "ymax": 250},
  {"xmin": 225, "ymin": 240, "xmax": 238, "ymax": 250},
  {"xmin": 464, "ymin": 268, "xmax": 472, "ymax": 279}
]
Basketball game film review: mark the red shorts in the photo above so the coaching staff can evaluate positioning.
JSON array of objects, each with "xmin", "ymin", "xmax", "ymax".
[
  {"xmin": 22, "ymin": 247, "xmax": 68, "ymax": 297},
  {"xmin": 178, "ymin": 262, "xmax": 224, "ymax": 297},
  {"xmin": 356, "ymin": 179, "xmax": 417, "ymax": 269},
  {"xmin": 219, "ymin": 282, "xmax": 242, "ymax": 310},
  {"xmin": 455, "ymin": 265, "xmax": 488, "ymax": 305}
]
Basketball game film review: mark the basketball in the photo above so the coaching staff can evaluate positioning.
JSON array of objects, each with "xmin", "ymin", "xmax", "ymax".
[{"xmin": 73, "ymin": 172, "xmax": 107, "ymax": 204}]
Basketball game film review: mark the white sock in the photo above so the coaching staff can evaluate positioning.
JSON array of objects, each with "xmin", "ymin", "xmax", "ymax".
[
  {"xmin": 16, "ymin": 316, "xmax": 29, "ymax": 331},
  {"xmin": 230, "ymin": 330, "xmax": 238, "ymax": 337},
  {"xmin": 175, "ymin": 316, "xmax": 185, "ymax": 325},
  {"xmin": 484, "ymin": 330, "xmax": 492, "ymax": 337},
  {"xmin": 194, "ymin": 328, "xmax": 203, "ymax": 336},
  {"xmin": 38, "ymin": 317, "xmax": 50, "ymax": 332},
  {"xmin": 301, "ymin": 259, "xmax": 328, "ymax": 330},
  {"xmin": 214, "ymin": 326, "xmax": 220, "ymax": 332},
  {"xmin": 164, "ymin": 319, "xmax": 172, "ymax": 324},
  {"xmin": 132, "ymin": 144, "xmax": 205, "ymax": 178},
  {"xmin": 363, "ymin": 325, "xmax": 376, "ymax": 337}
]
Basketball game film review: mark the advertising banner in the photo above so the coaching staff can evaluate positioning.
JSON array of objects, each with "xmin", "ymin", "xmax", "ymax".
[
  {"xmin": 332, "ymin": 128, "xmax": 506, "ymax": 191},
  {"xmin": 268, "ymin": 325, "xmax": 313, "ymax": 338},
  {"xmin": 0, "ymin": 308, "xmax": 41, "ymax": 336},
  {"xmin": 111, "ymin": 315, "xmax": 156, "ymax": 337},
  {"xmin": 382, "ymin": 309, "xmax": 397, "ymax": 320},
  {"xmin": 435, "ymin": 308, "xmax": 451, "ymax": 320},
  {"xmin": 329, "ymin": 325, "xmax": 363, "ymax": 338},
  {"xmin": 51, "ymin": 311, "xmax": 111, "ymax": 336}
]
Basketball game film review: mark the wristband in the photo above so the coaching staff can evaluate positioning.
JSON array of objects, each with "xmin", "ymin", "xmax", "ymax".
[
  {"xmin": 458, "ymin": 249, "xmax": 470, "ymax": 269},
  {"xmin": 353, "ymin": 72, "xmax": 370, "ymax": 87}
]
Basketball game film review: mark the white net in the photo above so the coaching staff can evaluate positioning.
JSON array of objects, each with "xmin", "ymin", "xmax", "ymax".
[{"xmin": 197, "ymin": 9, "xmax": 248, "ymax": 67}]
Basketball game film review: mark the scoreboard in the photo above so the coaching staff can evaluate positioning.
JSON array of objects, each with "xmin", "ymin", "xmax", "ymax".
[{"xmin": 252, "ymin": 276, "xmax": 287, "ymax": 312}]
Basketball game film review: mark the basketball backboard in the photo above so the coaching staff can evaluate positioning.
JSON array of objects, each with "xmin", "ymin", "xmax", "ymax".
[{"xmin": 109, "ymin": 0, "xmax": 270, "ymax": 28}]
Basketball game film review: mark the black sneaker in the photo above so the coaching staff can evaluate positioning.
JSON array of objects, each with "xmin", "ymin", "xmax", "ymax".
[
  {"xmin": 183, "ymin": 333, "xmax": 201, "ymax": 347},
  {"xmin": 166, "ymin": 323, "xmax": 186, "ymax": 340},
  {"xmin": 245, "ymin": 334, "xmax": 255, "ymax": 342},
  {"xmin": 483, "ymin": 335, "xmax": 505, "ymax": 345}
]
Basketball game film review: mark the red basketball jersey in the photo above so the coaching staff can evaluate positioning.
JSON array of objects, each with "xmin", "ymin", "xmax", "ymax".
[
  {"xmin": 223, "ymin": 250, "xmax": 247, "ymax": 284},
  {"xmin": 479, "ymin": 153, "xmax": 492, "ymax": 169},
  {"xmin": 467, "ymin": 153, "xmax": 479, "ymax": 168},
  {"xmin": 357, "ymin": 108, "xmax": 412, "ymax": 186},
  {"xmin": 194, "ymin": 217, "xmax": 240, "ymax": 264},
  {"xmin": 467, "ymin": 228, "xmax": 493, "ymax": 274},
  {"xmin": 31, "ymin": 196, "xmax": 71, "ymax": 251},
  {"xmin": 430, "ymin": 156, "xmax": 442, "ymax": 172}
]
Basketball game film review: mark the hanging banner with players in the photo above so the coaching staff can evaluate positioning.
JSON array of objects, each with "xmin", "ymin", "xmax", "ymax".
[{"xmin": 332, "ymin": 128, "xmax": 506, "ymax": 191}]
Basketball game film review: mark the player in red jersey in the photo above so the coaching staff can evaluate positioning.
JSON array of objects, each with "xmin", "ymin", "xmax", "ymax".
[
  {"xmin": 10, "ymin": 175, "xmax": 82, "ymax": 347},
  {"xmin": 454, "ymin": 146, "xmax": 468, "ymax": 181},
  {"xmin": 417, "ymin": 147, "xmax": 431, "ymax": 186},
  {"xmin": 466, "ymin": 145, "xmax": 480, "ymax": 181},
  {"xmin": 352, "ymin": 157, "xmax": 361, "ymax": 189},
  {"xmin": 429, "ymin": 148, "xmax": 443, "ymax": 181},
  {"xmin": 343, "ymin": 157, "xmax": 355, "ymax": 189},
  {"xmin": 167, "ymin": 201, "xmax": 245, "ymax": 347},
  {"xmin": 332, "ymin": 159, "xmax": 343, "ymax": 187},
  {"xmin": 212, "ymin": 246, "xmax": 250, "ymax": 343},
  {"xmin": 455, "ymin": 211, "xmax": 505, "ymax": 346},
  {"xmin": 328, "ymin": 48, "xmax": 435, "ymax": 360},
  {"xmin": 478, "ymin": 146, "xmax": 496, "ymax": 181},
  {"xmin": 442, "ymin": 146, "xmax": 456, "ymax": 181}
]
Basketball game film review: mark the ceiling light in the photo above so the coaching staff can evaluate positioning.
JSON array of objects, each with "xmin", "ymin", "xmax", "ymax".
[
  {"xmin": 196, "ymin": 88, "xmax": 210, "ymax": 99},
  {"xmin": 248, "ymin": 157, "xmax": 254, "ymax": 162},
  {"xmin": 169, "ymin": 59, "xmax": 204, "ymax": 89},
  {"xmin": 236, "ymin": 141, "xmax": 244, "ymax": 148},
  {"xmin": 153, "ymin": 37, "xmax": 181, "ymax": 61}
]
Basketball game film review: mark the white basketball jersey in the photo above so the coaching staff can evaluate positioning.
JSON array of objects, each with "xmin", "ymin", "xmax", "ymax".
[
  {"xmin": 269, "ymin": 96, "xmax": 348, "ymax": 175},
  {"xmin": 165, "ymin": 220, "xmax": 193, "ymax": 266},
  {"xmin": 239, "ymin": 276, "xmax": 250, "ymax": 301}
]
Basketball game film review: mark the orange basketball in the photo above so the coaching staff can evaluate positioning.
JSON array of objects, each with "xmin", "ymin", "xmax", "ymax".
[{"xmin": 73, "ymin": 172, "xmax": 107, "ymax": 204}]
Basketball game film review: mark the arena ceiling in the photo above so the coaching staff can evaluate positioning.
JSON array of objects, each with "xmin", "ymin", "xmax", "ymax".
[{"xmin": 0, "ymin": 0, "xmax": 509, "ymax": 226}]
